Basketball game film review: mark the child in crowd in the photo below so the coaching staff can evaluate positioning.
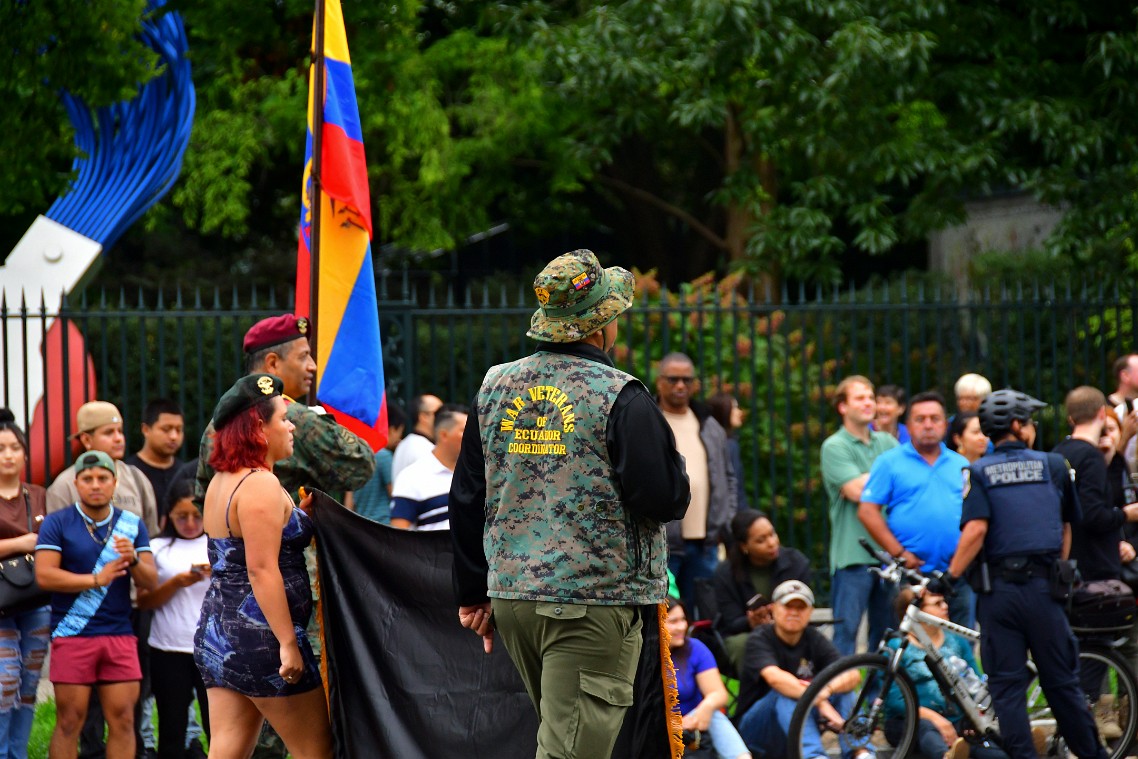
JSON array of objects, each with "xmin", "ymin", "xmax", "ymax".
[{"xmin": 138, "ymin": 480, "xmax": 210, "ymax": 759}]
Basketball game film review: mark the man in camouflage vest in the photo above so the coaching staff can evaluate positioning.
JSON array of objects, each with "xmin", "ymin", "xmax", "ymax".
[{"xmin": 451, "ymin": 249, "xmax": 690, "ymax": 759}]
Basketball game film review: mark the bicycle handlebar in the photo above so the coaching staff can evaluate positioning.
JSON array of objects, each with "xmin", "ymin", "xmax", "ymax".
[{"xmin": 858, "ymin": 538, "xmax": 930, "ymax": 588}]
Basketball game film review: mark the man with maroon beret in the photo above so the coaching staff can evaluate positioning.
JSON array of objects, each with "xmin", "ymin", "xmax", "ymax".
[{"xmin": 194, "ymin": 313, "xmax": 374, "ymax": 505}]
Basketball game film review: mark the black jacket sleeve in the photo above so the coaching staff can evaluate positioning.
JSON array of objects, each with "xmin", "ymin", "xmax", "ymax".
[
  {"xmin": 774, "ymin": 547, "xmax": 814, "ymax": 586},
  {"xmin": 607, "ymin": 383, "xmax": 691, "ymax": 523},
  {"xmin": 713, "ymin": 561, "xmax": 751, "ymax": 636},
  {"xmin": 449, "ymin": 402, "xmax": 490, "ymax": 606}
]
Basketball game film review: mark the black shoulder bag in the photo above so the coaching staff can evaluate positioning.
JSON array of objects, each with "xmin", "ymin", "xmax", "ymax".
[{"xmin": 0, "ymin": 489, "xmax": 50, "ymax": 618}]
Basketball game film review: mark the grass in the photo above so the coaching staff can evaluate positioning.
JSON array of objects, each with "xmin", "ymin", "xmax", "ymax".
[
  {"xmin": 27, "ymin": 700, "xmax": 209, "ymax": 759},
  {"xmin": 29, "ymin": 702, "xmax": 55, "ymax": 759}
]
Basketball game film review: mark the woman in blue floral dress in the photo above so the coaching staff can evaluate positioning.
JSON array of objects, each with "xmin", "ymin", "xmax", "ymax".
[{"xmin": 194, "ymin": 374, "xmax": 332, "ymax": 759}]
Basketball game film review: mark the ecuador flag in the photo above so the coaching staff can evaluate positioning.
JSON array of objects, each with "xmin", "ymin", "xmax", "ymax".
[{"xmin": 296, "ymin": 0, "xmax": 387, "ymax": 451}]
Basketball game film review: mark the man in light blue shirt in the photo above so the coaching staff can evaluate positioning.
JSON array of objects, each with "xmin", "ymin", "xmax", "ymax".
[{"xmin": 858, "ymin": 390, "xmax": 974, "ymax": 628}]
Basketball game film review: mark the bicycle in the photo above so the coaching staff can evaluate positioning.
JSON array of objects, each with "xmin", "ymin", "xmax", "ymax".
[{"xmin": 786, "ymin": 542, "xmax": 1138, "ymax": 759}]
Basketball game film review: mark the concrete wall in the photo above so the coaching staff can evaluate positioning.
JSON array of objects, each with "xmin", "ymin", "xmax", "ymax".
[{"xmin": 928, "ymin": 193, "xmax": 1063, "ymax": 288}]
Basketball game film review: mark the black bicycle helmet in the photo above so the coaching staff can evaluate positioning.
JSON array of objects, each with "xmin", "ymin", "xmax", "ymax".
[{"xmin": 977, "ymin": 388, "xmax": 1047, "ymax": 438}]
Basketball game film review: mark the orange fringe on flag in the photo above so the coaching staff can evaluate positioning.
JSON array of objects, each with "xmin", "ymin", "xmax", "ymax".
[
  {"xmin": 658, "ymin": 601, "xmax": 684, "ymax": 759},
  {"xmin": 313, "ymin": 541, "xmax": 331, "ymax": 714}
]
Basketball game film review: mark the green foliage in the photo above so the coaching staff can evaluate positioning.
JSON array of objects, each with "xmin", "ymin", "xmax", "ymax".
[
  {"xmin": 0, "ymin": 0, "xmax": 157, "ymax": 214},
  {"xmin": 5, "ymin": 0, "xmax": 1138, "ymax": 290}
]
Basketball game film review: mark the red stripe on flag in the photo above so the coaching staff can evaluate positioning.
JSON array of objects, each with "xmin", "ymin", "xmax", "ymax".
[
  {"xmin": 323, "ymin": 398, "xmax": 388, "ymax": 452},
  {"xmin": 321, "ymin": 124, "xmax": 372, "ymax": 235}
]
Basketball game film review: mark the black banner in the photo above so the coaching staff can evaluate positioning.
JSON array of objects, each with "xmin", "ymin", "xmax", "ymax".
[{"xmin": 311, "ymin": 492, "xmax": 673, "ymax": 758}]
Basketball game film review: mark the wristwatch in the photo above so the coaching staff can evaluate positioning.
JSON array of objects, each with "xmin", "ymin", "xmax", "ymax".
[{"xmin": 129, "ymin": 553, "xmax": 139, "ymax": 567}]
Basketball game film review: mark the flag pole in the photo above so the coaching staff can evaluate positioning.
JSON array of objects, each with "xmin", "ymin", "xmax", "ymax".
[{"xmin": 307, "ymin": 0, "xmax": 326, "ymax": 406}]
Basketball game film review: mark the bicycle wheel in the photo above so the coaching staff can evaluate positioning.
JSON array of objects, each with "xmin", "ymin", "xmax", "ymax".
[
  {"xmin": 1026, "ymin": 644, "xmax": 1138, "ymax": 759},
  {"xmin": 787, "ymin": 652, "xmax": 919, "ymax": 759}
]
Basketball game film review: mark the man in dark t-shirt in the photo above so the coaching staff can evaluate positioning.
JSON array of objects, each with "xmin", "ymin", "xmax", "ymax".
[
  {"xmin": 736, "ymin": 580, "xmax": 866, "ymax": 758},
  {"xmin": 124, "ymin": 398, "xmax": 184, "ymax": 523}
]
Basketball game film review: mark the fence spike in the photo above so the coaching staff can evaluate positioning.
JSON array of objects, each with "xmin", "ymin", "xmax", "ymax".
[
  {"xmin": 194, "ymin": 287, "xmax": 203, "ymax": 309},
  {"xmin": 156, "ymin": 289, "xmax": 165, "ymax": 310},
  {"xmin": 428, "ymin": 286, "xmax": 437, "ymax": 309},
  {"xmin": 268, "ymin": 287, "xmax": 278, "ymax": 309},
  {"xmin": 401, "ymin": 267, "xmax": 411, "ymax": 301},
  {"xmin": 499, "ymin": 283, "xmax": 508, "ymax": 307},
  {"xmin": 119, "ymin": 287, "xmax": 127, "ymax": 309},
  {"xmin": 251, "ymin": 284, "xmax": 259, "ymax": 309}
]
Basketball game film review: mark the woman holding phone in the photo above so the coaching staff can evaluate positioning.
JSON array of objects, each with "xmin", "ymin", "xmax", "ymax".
[
  {"xmin": 713, "ymin": 509, "xmax": 812, "ymax": 670},
  {"xmin": 137, "ymin": 479, "xmax": 210, "ymax": 758}
]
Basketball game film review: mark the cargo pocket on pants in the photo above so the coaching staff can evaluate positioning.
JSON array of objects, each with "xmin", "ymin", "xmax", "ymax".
[{"xmin": 567, "ymin": 668, "xmax": 635, "ymax": 756}]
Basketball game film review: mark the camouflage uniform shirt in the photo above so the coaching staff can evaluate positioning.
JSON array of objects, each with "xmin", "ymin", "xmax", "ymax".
[{"xmin": 451, "ymin": 342, "xmax": 690, "ymax": 606}]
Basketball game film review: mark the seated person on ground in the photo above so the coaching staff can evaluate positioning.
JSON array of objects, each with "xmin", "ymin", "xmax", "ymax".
[
  {"xmin": 736, "ymin": 581, "xmax": 869, "ymax": 759},
  {"xmin": 714, "ymin": 509, "xmax": 812, "ymax": 670},
  {"xmin": 886, "ymin": 589, "xmax": 1006, "ymax": 759},
  {"xmin": 666, "ymin": 598, "xmax": 752, "ymax": 759}
]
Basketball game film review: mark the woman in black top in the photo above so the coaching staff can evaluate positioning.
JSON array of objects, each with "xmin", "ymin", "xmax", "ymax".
[{"xmin": 713, "ymin": 509, "xmax": 812, "ymax": 670}]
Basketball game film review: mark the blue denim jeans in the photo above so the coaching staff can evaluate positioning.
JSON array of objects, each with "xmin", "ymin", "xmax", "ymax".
[
  {"xmin": 707, "ymin": 710, "xmax": 749, "ymax": 759},
  {"xmin": 0, "ymin": 606, "xmax": 50, "ymax": 759},
  {"xmin": 831, "ymin": 566, "xmax": 893, "ymax": 656},
  {"xmin": 737, "ymin": 690, "xmax": 865, "ymax": 759},
  {"xmin": 668, "ymin": 540, "xmax": 720, "ymax": 611}
]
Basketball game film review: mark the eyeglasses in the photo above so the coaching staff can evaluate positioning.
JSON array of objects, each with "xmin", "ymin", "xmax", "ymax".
[
  {"xmin": 661, "ymin": 376, "xmax": 697, "ymax": 385},
  {"xmin": 172, "ymin": 513, "xmax": 203, "ymax": 522}
]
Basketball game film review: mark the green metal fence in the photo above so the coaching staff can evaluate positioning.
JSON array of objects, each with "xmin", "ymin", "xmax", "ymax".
[{"xmin": 3, "ymin": 276, "xmax": 1136, "ymax": 579}]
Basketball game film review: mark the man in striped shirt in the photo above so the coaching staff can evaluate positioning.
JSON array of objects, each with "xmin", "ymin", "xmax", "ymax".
[{"xmin": 391, "ymin": 405, "xmax": 468, "ymax": 530}]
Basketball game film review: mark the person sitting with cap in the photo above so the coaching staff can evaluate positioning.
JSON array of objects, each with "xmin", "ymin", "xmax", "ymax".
[
  {"xmin": 736, "ymin": 580, "xmax": 869, "ymax": 759},
  {"xmin": 46, "ymin": 401, "xmax": 159, "ymax": 535},
  {"xmin": 36, "ymin": 450, "xmax": 157, "ymax": 759}
]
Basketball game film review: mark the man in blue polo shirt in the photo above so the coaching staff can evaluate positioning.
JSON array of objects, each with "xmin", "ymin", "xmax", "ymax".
[
  {"xmin": 858, "ymin": 391, "xmax": 974, "ymax": 628},
  {"xmin": 36, "ymin": 450, "xmax": 157, "ymax": 759}
]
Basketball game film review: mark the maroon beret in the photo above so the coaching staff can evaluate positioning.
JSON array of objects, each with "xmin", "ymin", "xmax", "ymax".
[{"xmin": 243, "ymin": 314, "xmax": 310, "ymax": 354}]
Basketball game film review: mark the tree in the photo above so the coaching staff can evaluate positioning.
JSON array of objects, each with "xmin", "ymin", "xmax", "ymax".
[
  {"xmin": 0, "ymin": 0, "xmax": 156, "ymax": 219},
  {"xmin": 4, "ymin": 0, "xmax": 1138, "ymax": 290}
]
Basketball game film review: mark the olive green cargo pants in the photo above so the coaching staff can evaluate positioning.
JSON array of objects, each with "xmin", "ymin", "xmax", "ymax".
[{"xmin": 492, "ymin": 599, "xmax": 642, "ymax": 759}]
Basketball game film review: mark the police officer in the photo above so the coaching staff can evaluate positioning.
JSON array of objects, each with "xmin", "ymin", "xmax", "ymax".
[{"xmin": 933, "ymin": 389, "xmax": 1107, "ymax": 759}]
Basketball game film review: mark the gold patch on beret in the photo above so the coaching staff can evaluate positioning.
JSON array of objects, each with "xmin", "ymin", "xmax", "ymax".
[{"xmin": 257, "ymin": 376, "xmax": 275, "ymax": 395}]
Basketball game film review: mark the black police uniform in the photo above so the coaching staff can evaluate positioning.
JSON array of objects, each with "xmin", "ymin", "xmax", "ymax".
[{"xmin": 963, "ymin": 440, "xmax": 1107, "ymax": 759}]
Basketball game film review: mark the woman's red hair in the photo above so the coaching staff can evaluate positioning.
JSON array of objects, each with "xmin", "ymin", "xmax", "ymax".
[{"xmin": 208, "ymin": 398, "xmax": 276, "ymax": 472}]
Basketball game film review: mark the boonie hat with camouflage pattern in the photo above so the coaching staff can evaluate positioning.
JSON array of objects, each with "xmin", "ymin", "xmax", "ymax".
[{"xmin": 527, "ymin": 249, "xmax": 634, "ymax": 343}]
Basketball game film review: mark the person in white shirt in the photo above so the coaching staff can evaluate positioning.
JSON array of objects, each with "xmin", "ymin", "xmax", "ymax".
[
  {"xmin": 390, "ymin": 394, "xmax": 443, "ymax": 483},
  {"xmin": 137, "ymin": 480, "xmax": 210, "ymax": 759},
  {"xmin": 391, "ymin": 406, "xmax": 468, "ymax": 531}
]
